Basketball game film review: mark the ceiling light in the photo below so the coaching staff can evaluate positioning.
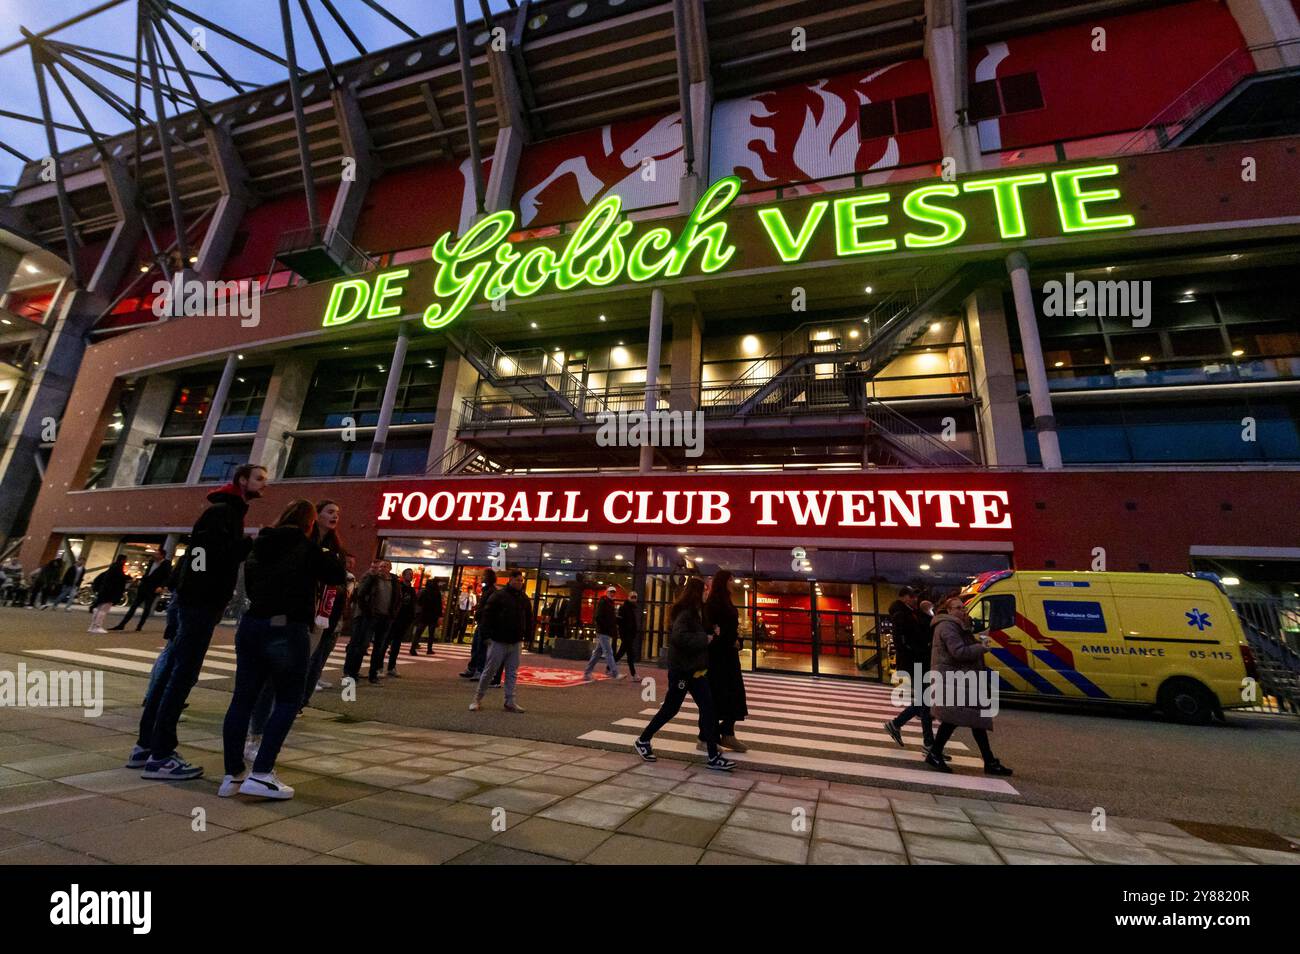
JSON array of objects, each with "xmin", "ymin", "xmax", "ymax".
[
  {"xmin": 23, "ymin": 263, "xmax": 39, "ymax": 274},
  {"xmin": 588, "ymin": 544, "xmax": 598, "ymax": 551},
  {"xmin": 931, "ymin": 553, "xmax": 943, "ymax": 561},
  {"xmin": 741, "ymin": 335, "xmax": 760, "ymax": 355},
  {"xmin": 611, "ymin": 346, "xmax": 629, "ymax": 365},
  {"xmin": 864, "ymin": 285, "xmax": 873, "ymax": 294},
  {"xmin": 188, "ymin": 255, "xmax": 198, "ymax": 264},
  {"xmin": 849, "ymin": 329, "xmax": 859, "ymax": 339},
  {"xmin": 530, "ymin": 322, "xmax": 538, "ymax": 329},
  {"xmin": 1139, "ymin": 355, "xmax": 1151, "ymax": 362},
  {"xmin": 1231, "ymin": 349, "xmax": 1244, "ymax": 357},
  {"xmin": 919, "ymin": 564, "xmax": 931, "ymax": 571},
  {"xmin": 599, "ymin": 314, "xmax": 606, "ymax": 321},
  {"xmin": 929, "ymin": 322, "xmax": 941, "ymax": 333},
  {"xmin": 1221, "ymin": 577, "xmax": 1240, "ymax": 586},
  {"xmin": 1054, "ymin": 360, "xmax": 1064, "ymax": 367}
]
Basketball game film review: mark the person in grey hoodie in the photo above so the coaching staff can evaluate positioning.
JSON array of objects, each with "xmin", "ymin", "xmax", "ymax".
[
  {"xmin": 633, "ymin": 577, "xmax": 736, "ymax": 771},
  {"xmin": 924, "ymin": 594, "xmax": 1012, "ymax": 776}
]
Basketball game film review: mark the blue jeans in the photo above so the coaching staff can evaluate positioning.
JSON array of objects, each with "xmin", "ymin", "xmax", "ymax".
[
  {"xmin": 222, "ymin": 616, "xmax": 310, "ymax": 776},
  {"xmin": 475, "ymin": 641, "xmax": 520, "ymax": 704},
  {"xmin": 138, "ymin": 599, "xmax": 224, "ymax": 758},
  {"xmin": 49, "ymin": 584, "xmax": 78, "ymax": 609},
  {"xmin": 583, "ymin": 632, "xmax": 620, "ymax": 678}
]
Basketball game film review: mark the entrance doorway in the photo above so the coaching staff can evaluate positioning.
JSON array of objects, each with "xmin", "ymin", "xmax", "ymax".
[{"xmin": 746, "ymin": 579, "xmax": 884, "ymax": 679}]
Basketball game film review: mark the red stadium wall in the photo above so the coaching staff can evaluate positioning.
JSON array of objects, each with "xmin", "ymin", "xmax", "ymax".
[
  {"xmin": 971, "ymin": 0, "xmax": 1252, "ymax": 154},
  {"xmin": 513, "ymin": 113, "xmax": 684, "ymax": 228},
  {"xmin": 352, "ymin": 157, "xmax": 489, "ymax": 254},
  {"xmin": 709, "ymin": 58, "xmax": 941, "ymax": 193}
]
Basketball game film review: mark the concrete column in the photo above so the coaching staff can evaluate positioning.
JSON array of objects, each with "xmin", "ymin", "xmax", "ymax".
[
  {"xmin": 194, "ymin": 125, "xmax": 253, "ymax": 283},
  {"xmin": 1006, "ymin": 252, "xmax": 1061, "ymax": 469},
  {"xmin": 640, "ymin": 289, "xmax": 666, "ymax": 473},
  {"xmin": 924, "ymin": 0, "xmax": 983, "ymax": 174},
  {"xmin": 89, "ymin": 161, "xmax": 144, "ymax": 296},
  {"xmin": 367, "ymin": 325, "xmax": 410, "ymax": 478},
  {"xmin": 964, "ymin": 287, "xmax": 1027, "ymax": 466},
  {"xmin": 0, "ymin": 245, "xmax": 24, "ymax": 291},
  {"xmin": 250, "ymin": 354, "xmax": 315, "ymax": 479},
  {"xmin": 185, "ymin": 353, "xmax": 239, "ymax": 485},
  {"xmin": 483, "ymin": 47, "xmax": 532, "ymax": 215},
  {"xmin": 668, "ymin": 305, "xmax": 702, "ymax": 413},
  {"xmin": 1227, "ymin": 0, "xmax": 1300, "ymax": 69},
  {"xmin": 326, "ymin": 85, "xmax": 377, "ymax": 245},
  {"xmin": 427, "ymin": 350, "xmax": 482, "ymax": 473},
  {"xmin": 676, "ymin": 0, "xmax": 713, "ymax": 209},
  {"xmin": 109, "ymin": 373, "xmax": 177, "ymax": 488}
]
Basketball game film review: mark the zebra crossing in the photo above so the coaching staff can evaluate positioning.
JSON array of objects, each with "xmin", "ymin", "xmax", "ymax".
[
  {"xmin": 22, "ymin": 638, "xmax": 471, "ymax": 683},
  {"xmin": 579, "ymin": 670, "xmax": 1019, "ymax": 795}
]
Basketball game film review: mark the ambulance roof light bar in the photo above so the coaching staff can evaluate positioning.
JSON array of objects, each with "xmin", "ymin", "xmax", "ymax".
[
  {"xmin": 969, "ymin": 569, "xmax": 1014, "ymax": 594},
  {"xmin": 1185, "ymin": 571, "xmax": 1227, "ymax": 594}
]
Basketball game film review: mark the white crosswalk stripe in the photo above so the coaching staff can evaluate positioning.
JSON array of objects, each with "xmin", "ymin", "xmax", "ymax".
[
  {"xmin": 580, "ymin": 669, "xmax": 1018, "ymax": 796},
  {"xmin": 22, "ymin": 648, "xmax": 224, "ymax": 681}
]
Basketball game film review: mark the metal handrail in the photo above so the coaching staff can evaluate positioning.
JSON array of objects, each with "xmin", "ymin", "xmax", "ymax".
[{"xmin": 1116, "ymin": 42, "xmax": 1293, "ymax": 154}]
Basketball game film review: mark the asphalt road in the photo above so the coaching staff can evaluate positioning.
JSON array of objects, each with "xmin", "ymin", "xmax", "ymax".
[{"xmin": 1, "ymin": 605, "xmax": 1297, "ymax": 837}]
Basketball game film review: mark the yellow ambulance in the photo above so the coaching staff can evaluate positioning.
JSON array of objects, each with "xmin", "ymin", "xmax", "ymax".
[{"xmin": 959, "ymin": 570, "xmax": 1258, "ymax": 724}]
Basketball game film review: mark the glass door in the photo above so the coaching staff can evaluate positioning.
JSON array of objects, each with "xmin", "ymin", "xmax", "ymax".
[
  {"xmin": 750, "ymin": 579, "xmax": 817, "ymax": 675},
  {"xmin": 813, "ymin": 581, "xmax": 884, "ymax": 679}
]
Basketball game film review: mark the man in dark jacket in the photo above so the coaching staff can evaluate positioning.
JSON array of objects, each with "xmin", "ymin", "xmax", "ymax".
[
  {"xmin": 468, "ymin": 569, "xmax": 532, "ymax": 713},
  {"xmin": 46, "ymin": 558, "xmax": 86, "ymax": 611},
  {"xmin": 409, "ymin": 577, "xmax": 443, "ymax": 656},
  {"xmin": 614, "ymin": 591, "xmax": 642, "ymax": 679},
  {"xmin": 343, "ymin": 560, "xmax": 399, "ymax": 685},
  {"xmin": 111, "ymin": 549, "xmax": 171, "ymax": 631},
  {"xmin": 582, "ymin": 585, "xmax": 622, "ymax": 680},
  {"xmin": 131, "ymin": 464, "xmax": 267, "ymax": 780},
  {"xmin": 883, "ymin": 586, "xmax": 937, "ymax": 751},
  {"xmin": 381, "ymin": 568, "xmax": 416, "ymax": 677}
]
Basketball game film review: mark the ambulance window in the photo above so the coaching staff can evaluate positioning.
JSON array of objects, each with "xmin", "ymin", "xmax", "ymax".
[{"xmin": 972, "ymin": 594, "xmax": 1015, "ymax": 633}]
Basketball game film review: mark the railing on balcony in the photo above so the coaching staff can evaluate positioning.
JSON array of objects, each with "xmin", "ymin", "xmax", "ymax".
[
  {"xmin": 273, "ymin": 225, "xmax": 377, "ymax": 281},
  {"xmin": 1118, "ymin": 45, "xmax": 1262, "ymax": 154}
]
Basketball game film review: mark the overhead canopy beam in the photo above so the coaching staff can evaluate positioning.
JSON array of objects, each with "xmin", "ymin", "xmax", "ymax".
[
  {"xmin": 280, "ymin": 0, "xmax": 321, "ymax": 235},
  {"xmin": 28, "ymin": 42, "xmax": 83, "ymax": 287},
  {"xmin": 454, "ymin": 0, "xmax": 486, "ymax": 215}
]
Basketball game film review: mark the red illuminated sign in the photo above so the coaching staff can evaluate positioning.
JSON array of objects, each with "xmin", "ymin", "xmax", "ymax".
[{"xmin": 373, "ymin": 474, "xmax": 1014, "ymax": 544}]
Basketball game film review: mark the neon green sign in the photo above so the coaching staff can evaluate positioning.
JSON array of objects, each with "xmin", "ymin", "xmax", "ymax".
[{"xmin": 321, "ymin": 163, "xmax": 1135, "ymax": 331}]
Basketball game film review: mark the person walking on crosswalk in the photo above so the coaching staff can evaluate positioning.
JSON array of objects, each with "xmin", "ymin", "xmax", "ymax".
[
  {"xmin": 633, "ymin": 577, "xmax": 736, "ymax": 771},
  {"xmin": 924, "ymin": 593, "xmax": 1013, "ymax": 777},
  {"xmin": 883, "ymin": 586, "xmax": 940, "ymax": 755},
  {"xmin": 704, "ymin": 569, "xmax": 748, "ymax": 752},
  {"xmin": 110, "ymin": 549, "xmax": 170, "ymax": 631},
  {"xmin": 468, "ymin": 568, "xmax": 531, "ymax": 713},
  {"xmin": 582, "ymin": 585, "xmax": 623, "ymax": 681}
]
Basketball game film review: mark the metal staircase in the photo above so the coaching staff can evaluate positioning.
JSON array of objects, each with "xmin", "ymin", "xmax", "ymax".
[
  {"xmin": 863, "ymin": 400, "xmax": 976, "ymax": 467},
  {"xmin": 1192, "ymin": 562, "xmax": 1300, "ymax": 714},
  {"xmin": 445, "ymin": 325, "xmax": 606, "ymax": 424},
  {"xmin": 425, "ymin": 439, "xmax": 507, "ymax": 476},
  {"xmin": 707, "ymin": 268, "xmax": 976, "ymax": 419}
]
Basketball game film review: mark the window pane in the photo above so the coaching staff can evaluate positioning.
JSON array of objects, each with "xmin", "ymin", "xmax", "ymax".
[
  {"xmin": 217, "ymin": 367, "xmax": 271, "ymax": 434},
  {"xmin": 284, "ymin": 435, "xmax": 369, "ymax": 478},
  {"xmin": 1110, "ymin": 333, "xmax": 1163, "ymax": 363},
  {"xmin": 379, "ymin": 432, "xmax": 431, "ymax": 476},
  {"xmin": 999, "ymin": 72, "xmax": 1044, "ymax": 113},
  {"xmin": 160, "ymin": 375, "xmax": 218, "ymax": 437},
  {"xmin": 894, "ymin": 92, "xmax": 934, "ymax": 133},
  {"xmin": 1168, "ymin": 327, "xmax": 1228, "ymax": 358},
  {"xmin": 859, "ymin": 100, "xmax": 894, "ymax": 139},
  {"xmin": 968, "ymin": 79, "xmax": 1001, "ymax": 120},
  {"xmin": 143, "ymin": 444, "xmax": 195, "ymax": 484},
  {"xmin": 199, "ymin": 441, "xmax": 253, "ymax": 483}
]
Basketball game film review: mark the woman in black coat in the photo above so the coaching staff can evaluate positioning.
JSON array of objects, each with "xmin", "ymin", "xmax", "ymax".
[
  {"xmin": 88, "ymin": 556, "xmax": 129, "ymax": 634},
  {"xmin": 703, "ymin": 569, "xmax": 748, "ymax": 752}
]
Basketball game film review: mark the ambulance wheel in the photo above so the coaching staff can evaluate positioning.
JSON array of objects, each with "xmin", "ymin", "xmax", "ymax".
[{"xmin": 1158, "ymin": 678, "xmax": 1216, "ymax": 726}]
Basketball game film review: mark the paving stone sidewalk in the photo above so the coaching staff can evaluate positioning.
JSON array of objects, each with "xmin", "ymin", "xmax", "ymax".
[{"xmin": 0, "ymin": 663, "xmax": 1296, "ymax": 865}]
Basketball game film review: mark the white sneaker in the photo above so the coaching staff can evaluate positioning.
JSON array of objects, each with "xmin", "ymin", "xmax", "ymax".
[
  {"xmin": 244, "ymin": 737, "xmax": 261, "ymax": 765},
  {"xmin": 238, "ymin": 771, "xmax": 293, "ymax": 800},
  {"xmin": 217, "ymin": 771, "xmax": 247, "ymax": 797},
  {"xmin": 88, "ymin": 626, "xmax": 107, "ymax": 634},
  {"xmin": 315, "ymin": 680, "xmax": 331, "ymax": 690}
]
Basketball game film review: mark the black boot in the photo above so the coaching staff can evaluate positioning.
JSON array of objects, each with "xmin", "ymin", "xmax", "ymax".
[{"xmin": 983, "ymin": 759, "xmax": 1013, "ymax": 776}]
